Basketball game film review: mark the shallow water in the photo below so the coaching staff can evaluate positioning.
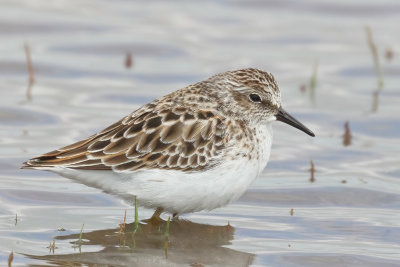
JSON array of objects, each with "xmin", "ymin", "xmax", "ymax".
[{"xmin": 1, "ymin": 0, "xmax": 400, "ymax": 266}]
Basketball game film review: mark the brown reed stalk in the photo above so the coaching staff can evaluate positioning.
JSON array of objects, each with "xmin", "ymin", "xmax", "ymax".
[
  {"xmin": 343, "ymin": 121, "xmax": 352, "ymax": 146},
  {"xmin": 24, "ymin": 43, "xmax": 35, "ymax": 101},
  {"xmin": 310, "ymin": 160, "xmax": 315, "ymax": 183}
]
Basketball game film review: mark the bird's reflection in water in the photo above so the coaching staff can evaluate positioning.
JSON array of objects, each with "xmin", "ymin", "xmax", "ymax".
[{"xmin": 28, "ymin": 218, "xmax": 254, "ymax": 266}]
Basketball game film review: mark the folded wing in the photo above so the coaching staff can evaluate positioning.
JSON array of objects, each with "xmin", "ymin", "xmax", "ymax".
[{"xmin": 23, "ymin": 106, "xmax": 229, "ymax": 172}]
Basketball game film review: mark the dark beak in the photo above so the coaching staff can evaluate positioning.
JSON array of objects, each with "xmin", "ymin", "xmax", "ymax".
[{"xmin": 276, "ymin": 107, "xmax": 315, "ymax": 137}]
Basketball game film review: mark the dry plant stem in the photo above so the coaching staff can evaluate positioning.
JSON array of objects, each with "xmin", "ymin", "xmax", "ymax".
[
  {"xmin": 309, "ymin": 60, "xmax": 318, "ymax": 106},
  {"xmin": 385, "ymin": 48, "xmax": 393, "ymax": 62},
  {"xmin": 119, "ymin": 210, "xmax": 127, "ymax": 235},
  {"xmin": 24, "ymin": 43, "xmax": 35, "ymax": 101},
  {"xmin": 310, "ymin": 160, "xmax": 315, "ymax": 183},
  {"xmin": 365, "ymin": 26, "xmax": 384, "ymax": 88},
  {"xmin": 125, "ymin": 52, "xmax": 132, "ymax": 69},
  {"xmin": 371, "ymin": 88, "xmax": 383, "ymax": 112},
  {"xmin": 343, "ymin": 121, "xmax": 352, "ymax": 146},
  {"xmin": 365, "ymin": 26, "xmax": 384, "ymax": 112},
  {"xmin": 8, "ymin": 251, "xmax": 13, "ymax": 267},
  {"xmin": 118, "ymin": 211, "xmax": 127, "ymax": 246},
  {"xmin": 47, "ymin": 240, "xmax": 55, "ymax": 253}
]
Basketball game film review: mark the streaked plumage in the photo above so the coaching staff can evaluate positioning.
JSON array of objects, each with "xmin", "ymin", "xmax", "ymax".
[{"xmin": 22, "ymin": 68, "xmax": 314, "ymax": 216}]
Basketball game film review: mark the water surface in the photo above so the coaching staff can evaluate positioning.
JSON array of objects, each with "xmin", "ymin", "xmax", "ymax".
[{"xmin": 0, "ymin": 0, "xmax": 399, "ymax": 266}]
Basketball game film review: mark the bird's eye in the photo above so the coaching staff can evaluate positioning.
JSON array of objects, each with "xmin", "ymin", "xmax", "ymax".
[{"xmin": 249, "ymin": 93, "xmax": 262, "ymax": 103}]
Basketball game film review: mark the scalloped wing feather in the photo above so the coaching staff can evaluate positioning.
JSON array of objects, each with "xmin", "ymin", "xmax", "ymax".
[{"xmin": 23, "ymin": 106, "xmax": 230, "ymax": 173}]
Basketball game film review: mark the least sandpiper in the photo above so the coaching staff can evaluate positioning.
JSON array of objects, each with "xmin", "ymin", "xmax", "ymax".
[{"xmin": 22, "ymin": 68, "xmax": 314, "ymax": 218}]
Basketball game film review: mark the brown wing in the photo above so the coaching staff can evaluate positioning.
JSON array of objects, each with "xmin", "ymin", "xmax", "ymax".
[{"xmin": 23, "ymin": 106, "xmax": 230, "ymax": 172}]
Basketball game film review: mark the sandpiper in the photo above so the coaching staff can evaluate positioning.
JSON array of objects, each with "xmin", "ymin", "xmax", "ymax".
[{"xmin": 23, "ymin": 68, "xmax": 314, "ymax": 219}]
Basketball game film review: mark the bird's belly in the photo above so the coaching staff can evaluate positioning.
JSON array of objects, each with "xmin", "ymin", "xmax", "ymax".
[
  {"xmin": 51, "ymin": 157, "xmax": 261, "ymax": 214},
  {"xmin": 128, "ymin": 157, "xmax": 260, "ymax": 214}
]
